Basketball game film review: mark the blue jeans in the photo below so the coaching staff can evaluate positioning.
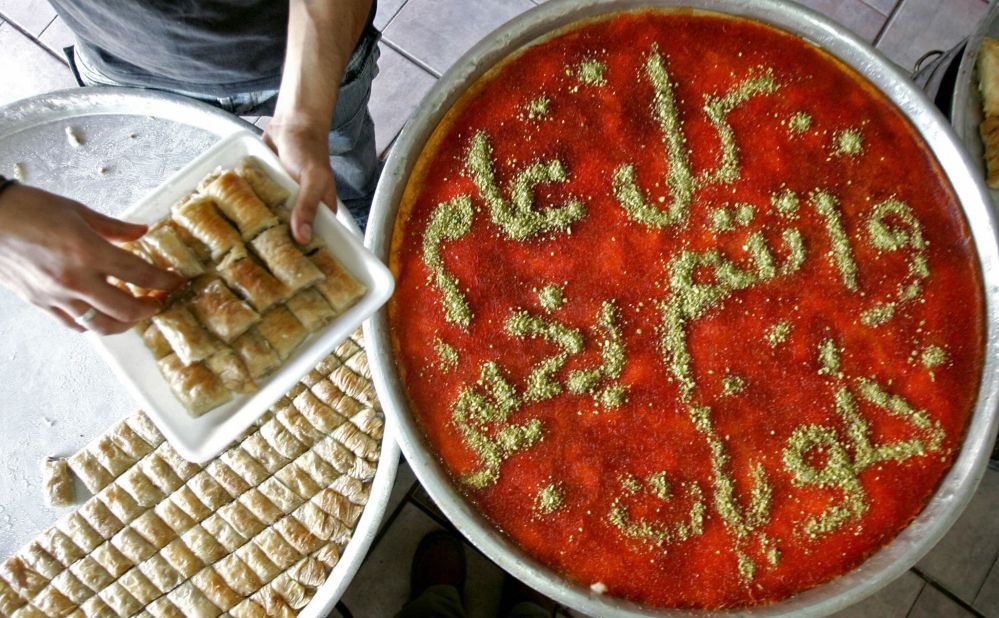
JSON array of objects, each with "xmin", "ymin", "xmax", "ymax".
[{"xmin": 70, "ymin": 28, "xmax": 382, "ymax": 228}]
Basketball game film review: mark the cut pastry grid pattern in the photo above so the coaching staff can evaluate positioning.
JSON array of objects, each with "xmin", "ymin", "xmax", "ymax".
[
  {"xmin": 0, "ymin": 330, "xmax": 383, "ymax": 618},
  {"xmin": 133, "ymin": 157, "xmax": 365, "ymax": 416}
]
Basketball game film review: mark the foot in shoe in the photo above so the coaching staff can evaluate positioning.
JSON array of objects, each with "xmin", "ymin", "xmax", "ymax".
[{"xmin": 410, "ymin": 529, "xmax": 467, "ymax": 600}]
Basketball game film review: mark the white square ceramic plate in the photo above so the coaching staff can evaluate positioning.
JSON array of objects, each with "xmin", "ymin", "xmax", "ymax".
[{"xmin": 90, "ymin": 130, "xmax": 394, "ymax": 463}]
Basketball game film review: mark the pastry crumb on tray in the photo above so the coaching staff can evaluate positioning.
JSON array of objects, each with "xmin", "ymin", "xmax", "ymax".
[
  {"xmin": 65, "ymin": 126, "xmax": 84, "ymax": 148},
  {"xmin": 41, "ymin": 457, "xmax": 75, "ymax": 507}
]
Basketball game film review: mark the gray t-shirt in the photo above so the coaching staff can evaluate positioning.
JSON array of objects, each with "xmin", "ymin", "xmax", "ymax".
[{"xmin": 50, "ymin": 1, "xmax": 373, "ymax": 96}]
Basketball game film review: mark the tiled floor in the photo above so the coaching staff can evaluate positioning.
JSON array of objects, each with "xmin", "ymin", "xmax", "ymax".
[{"xmin": 1, "ymin": 0, "xmax": 997, "ymax": 616}]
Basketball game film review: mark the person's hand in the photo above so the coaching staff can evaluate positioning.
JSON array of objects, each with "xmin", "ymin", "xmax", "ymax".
[
  {"xmin": 263, "ymin": 119, "xmax": 337, "ymax": 245},
  {"xmin": 0, "ymin": 184, "xmax": 183, "ymax": 334}
]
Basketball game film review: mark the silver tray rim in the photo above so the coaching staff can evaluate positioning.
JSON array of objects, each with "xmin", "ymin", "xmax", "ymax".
[
  {"xmin": 0, "ymin": 86, "xmax": 256, "ymax": 139},
  {"xmin": 364, "ymin": 1, "xmax": 999, "ymax": 616},
  {"xmin": 299, "ymin": 423, "xmax": 400, "ymax": 618}
]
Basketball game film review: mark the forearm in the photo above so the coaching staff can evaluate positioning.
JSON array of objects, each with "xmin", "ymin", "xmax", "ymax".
[
  {"xmin": 268, "ymin": 0, "xmax": 373, "ymax": 242},
  {"xmin": 274, "ymin": 0, "xmax": 373, "ymax": 127}
]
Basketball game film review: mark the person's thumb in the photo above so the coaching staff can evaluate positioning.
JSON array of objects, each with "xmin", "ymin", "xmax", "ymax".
[
  {"xmin": 291, "ymin": 170, "xmax": 337, "ymax": 245},
  {"xmin": 77, "ymin": 207, "xmax": 147, "ymax": 241}
]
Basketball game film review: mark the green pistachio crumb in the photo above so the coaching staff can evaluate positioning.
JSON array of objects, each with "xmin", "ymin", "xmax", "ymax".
[
  {"xmin": 767, "ymin": 321, "xmax": 791, "ymax": 347},
  {"xmin": 538, "ymin": 284, "xmax": 565, "ymax": 311},
  {"xmin": 734, "ymin": 203, "xmax": 755, "ymax": 226},
  {"xmin": 862, "ymin": 199, "xmax": 929, "ymax": 326},
  {"xmin": 526, "ymin": 96, "xmax": 551, "ymax": 120},
  {"xmin": 648, "ymin": 472, "xmax": 671, "ymax": 500},
  {"xmin": 423, "ymin": 195, "xmax": 474, "ymax": 328},
  {"xmin": 861, "ymin": 303, "xmax": 895, "ymax": 327},
  {"xmin": 722, "ymin": 374, "xmax": 746, "ymax": 396},
  {"xmin": 534, "ymin": 483, "xmax": 564, "ymax": 515},
  {"xmin": 812, "ymin": 190, "xmax": 858, "ymax": 291},
  {"xmin": 788, "ymin": 111, "xmax": 812, "ymax": 134},
  {"xmin": 575, "ymin": 58, "xmax": 608, "ymax": 85},
  {"xmin": 600, "ymin": 383, "xmax": 627, "ymax": 408},
  {"xmin": 710, "ymin": 207, "xmax": 734, "ymax": 232},
  {"xmin": 817, "ymin": 339, "xmax": 842, "ymax": 377},
  {"xmin": 771, "ymin": 189, "xmax": 799, "ymax": 217},
  {"xmin": 834, "ymin": 128, "xmax": 863, "ymax": 156},
  {"xmin": 701, "ymin": 68, "xmax": 779, "ymax": 186},
  {"xmin": 466, "ymin": 131, "xmax": 585, "ymax": 241},
  {"xmin": 621, "ymin": 475, "xmax": 641, "ymax": 496},
  {"xmin": 611, "ymin": 51, "xmax": 693, "ymax": 228},
  {"xmin": 434, "ymin": 338, "xmax": 459, "ymax": 370},
  {"xmin": 921, "ymin": 345, "xmax": 946, "ymax": 369}
]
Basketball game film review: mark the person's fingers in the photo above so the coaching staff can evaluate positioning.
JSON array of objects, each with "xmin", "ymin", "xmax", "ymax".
[
  {"xmin": 101, "ymin": 244, "xmax": 184, "ymax": 291},
  {"xmin": 86, "ymin": 313, "xmax": 133, "ymax": 335},
  {"xmin": 78, "ymin": 276, "xmax": 161, "ymax": 324},
  {"xmin": 50, "ymin": 306, "xmax": 85, "ymax": 332},
  {"xmin": 76, "ymin": 207, "xmax": 148, "ymax": 241},
  {"xmin": 291, "ymin": 170, "xmax": 329, "ymax": 245},
  {"xmin": 62, "ymin": 300, "xmax": 133, "ymax": 336}
]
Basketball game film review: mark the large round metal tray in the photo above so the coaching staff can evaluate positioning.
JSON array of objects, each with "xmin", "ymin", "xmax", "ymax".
[
  {"xmin": 364, "ymin": 1, "xmax": 999, "ymax": 615},
  {"xmin": 0, "ymin": 88, "xmax": 400, "ymax": 616}
]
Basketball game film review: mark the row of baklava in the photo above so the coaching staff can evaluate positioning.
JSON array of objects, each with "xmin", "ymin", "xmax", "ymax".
[{"xmin": 0, "ymin": 340, "xmax": 382, "ymax": 617}]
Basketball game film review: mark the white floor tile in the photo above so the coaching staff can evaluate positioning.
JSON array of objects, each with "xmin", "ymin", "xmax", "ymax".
[
  {"xmin": 918, "ymin": 470, "xmax": 999, "ymax": 604},
  {"xmin": 341, "ymin": 504, "xmax": 444, "ymax": 617},
  {"xmin": 876, "ymin": 0, "xmax": 986, "ymax": 71},
  {"xmin": 369, "ymin": 43, "xmax": 437, "ymax": 156},
  {"xmin": 38, "ymin": 15, "xmax": 75, "ymax": 60},
  {"xmin": 382, "ymin": 0, "xmax": 535, "ymax": 76},
  {"xmin": 0, "ymin": 22, "xmax": 75, "ymax": 106},
  {"xmin": 0, "ymin": 0, "xmax": 56, "ymax": 37},
  {"xmin": 375, "ymin": 0, "xmax": 408, "ymax": 30},
  {"xmin": 795, "ymin": 0, "xmax": 888, "ymax": 43},
  {"xmin": 831, "ymin": 570, "xmax": 925, "ymax": 617},
  {"xmin": 862, "ymin": 0, "xmax": 899, "ymax": 15},
  {"xmin": 974, "ymin": 557, "xmax": 999, "ymax": 618},
  {"xmin": 340, "ymin": 496, "xmax": 505, "ymax": 618},
  {"xmin": 377, "ymin": 456, "xmax": 417, "ymax": 535},
  {"xmin": 465, "ymin": 543, "xmax": 505, "ymax": 618},
  {"xmin": 410, "ymin": 475, "xmax": 447, "ymax": 525},
  {"xmin": 909, "ymin": 583, "xmax": 977, "ymax": 618}
]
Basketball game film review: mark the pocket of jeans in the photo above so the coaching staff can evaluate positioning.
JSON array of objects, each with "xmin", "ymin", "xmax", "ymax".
[
  {"xmin": 331, "ymin": 35, "xmax": 381, "ymax": 134},
  {"xmin": 342, "ymin": 28, "xmax": 382, "ymax": 87}
]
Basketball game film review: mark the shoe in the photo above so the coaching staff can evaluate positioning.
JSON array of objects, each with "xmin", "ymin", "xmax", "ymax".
[
  {"xmin": 409, "ymin": 530, "xmax": 467, "ymax": 601},
  {"xmin": 498, "ymin": 572, "xmax": 556, "ymax": 616}
]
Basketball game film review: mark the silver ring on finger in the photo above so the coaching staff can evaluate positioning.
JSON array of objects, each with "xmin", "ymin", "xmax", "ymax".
[{"xmin": 74, "ymin": 307, "xmax": 99, "ymax": 326}]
